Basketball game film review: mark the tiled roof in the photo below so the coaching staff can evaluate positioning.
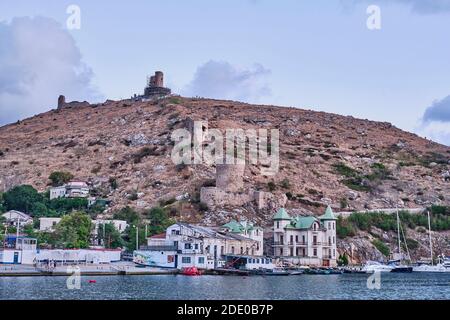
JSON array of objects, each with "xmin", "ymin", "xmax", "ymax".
[
  {"xmin": 273, "ymin": 208, "xmax": 291, "ymax": 220},
  {"xmin": 319, "ymin": 206, "xmax": 337, "ymax": 220}
]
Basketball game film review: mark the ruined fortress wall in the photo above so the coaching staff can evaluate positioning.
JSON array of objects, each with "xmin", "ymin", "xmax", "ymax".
[
  {"xmin": 200, "ymin": 187, "xmax": 253, "ymax": 209},
  {"xmin": 216, "ymin": 164, "xmax": 245, "ymax": 193}
]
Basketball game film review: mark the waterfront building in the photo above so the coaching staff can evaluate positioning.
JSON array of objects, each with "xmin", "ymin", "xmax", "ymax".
[
  {"xmin": 221, "ymin": 220, "xmax": 264, "ymax": 256},
  {"xmin": 2, "ymin": 210, "xmax": 33, "ymax": 227},
  {"xmin": 0, "ymin": 235, "xmax": 37, "ymax": 264},
  {"xmin": 134, "ymin": 221, "xmax": 264, "ymax": 270},
  {"xmin": 272, "ymin": 206, "xmax": 338, "ymax": 267}
]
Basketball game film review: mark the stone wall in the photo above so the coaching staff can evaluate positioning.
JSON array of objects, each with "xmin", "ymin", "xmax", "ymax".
[{"xmin": 216, "ymin": 164, "xmax": 245, "ymax": 192}]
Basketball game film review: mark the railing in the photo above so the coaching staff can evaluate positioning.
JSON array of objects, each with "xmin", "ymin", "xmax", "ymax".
[{"xmin": 138, "ymin": 245, "xmax": 178, "ymax": 251}]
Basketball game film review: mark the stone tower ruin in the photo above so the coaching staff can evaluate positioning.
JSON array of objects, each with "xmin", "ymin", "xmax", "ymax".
[
  {"xmin": 144, "ymin": 71, "xmax": 171, "ymax": 97},
  {"xmin": 216, "ymin": 164, "xmax": 245, "ymax": 193},
  {"xmin": 57, "ymin": 95, "xmax": 66, "ymax": 109}
]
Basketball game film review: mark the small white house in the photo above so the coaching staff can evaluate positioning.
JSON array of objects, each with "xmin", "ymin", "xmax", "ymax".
[
  {"xmin": 39, "ymin": 218, "xmax": 62, "ymax": 232},
  {"xmin": 49, "ymin": 181, "xmax": 90, "ymax": 200},
  {"xmin": 93, "ymin": 220, "xmax": 128, "ymax": 235},
  {"xmin": 2, "ymin": 211, "xmax": 33, "ymax": 226}
]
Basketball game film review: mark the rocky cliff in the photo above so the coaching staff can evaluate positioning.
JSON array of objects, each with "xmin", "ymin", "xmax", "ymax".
[{"xmin": 0, "ymin": 96, "xmax": 449, "ymax": 229}]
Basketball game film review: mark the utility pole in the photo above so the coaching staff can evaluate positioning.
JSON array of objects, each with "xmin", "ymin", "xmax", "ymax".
[
  {"xmin": 135, "ymin": 225, "xmax": 139, "ymax": 251},
  {"xmin": 427, "ymin": 210, "xmax": 433, "ymax": 265},
  {"xmin": 145, "ymin": 224, "xmax": 148, "ymax": 239}
]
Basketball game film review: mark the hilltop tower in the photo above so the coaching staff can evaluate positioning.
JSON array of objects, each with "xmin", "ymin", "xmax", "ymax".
[{"xmin": 144, "ymin": 71, "xmax": 171, "ymax": 97}]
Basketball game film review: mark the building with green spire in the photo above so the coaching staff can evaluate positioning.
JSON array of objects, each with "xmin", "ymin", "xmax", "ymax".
[{"xmin": 272, "ymin": 206, "xmax": 337, "ymax": 267}]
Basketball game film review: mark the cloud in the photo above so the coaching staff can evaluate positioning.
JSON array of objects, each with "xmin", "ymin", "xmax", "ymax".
[
  {"xmin": 423, "ymin": 95, "xmax": 450, "ymax": 123},
  {"xmin": 415, "ymin": 95, "xmax": 450, "ymax": 146},
  {"xmin": 0, "ymin": 16, "xmax": 102, "ymax": 125},
  {"xmin": 183, "ymin": 60, "xmax": 271, "ymax": 102},
  {"xmin": 345, "ymin": 0, "xmax": 450, "ymax": 14}
]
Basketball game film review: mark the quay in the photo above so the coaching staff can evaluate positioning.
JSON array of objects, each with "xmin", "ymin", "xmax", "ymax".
[{"xmin": 0, "ymin": 262, "xmax": 178, "ymax": 277}]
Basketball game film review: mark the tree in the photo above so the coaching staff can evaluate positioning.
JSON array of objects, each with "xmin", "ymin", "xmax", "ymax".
[
  {"xmin": 54, "ymin": 212, "xmax": 92, "ymax": 249},
  {"xmin": 113, "ymin": 206, "xmax": 140, "ymax": 225},
  {"xmin": 3, "ymin": 185, "xmax": 43, "ymax": 214},
  {"xmin": 98, "ymin": 223, "xmax": 125, "ymax": 249},
  {"xmin": 144, "ymin": 207, "xmax": 174, "ymax": 235},
  {"xmin": 338, "ymin": 254, "xmax": 349, "ymax": 266},
  {"xmin": 0, "ymin": 192, "xmax": 5, "ymax": 213},
  {"xmin": 48, "ymin": 171, "xmax": 74, "ymax": 187},
  {"xmin": 125, "ymin": 225, "xmax": 147, "ymax": 252}
]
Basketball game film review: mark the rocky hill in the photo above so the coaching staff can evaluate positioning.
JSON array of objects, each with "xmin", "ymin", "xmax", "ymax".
[{"xmin": 0, "ymin": 96, "xmax": 449, "ymax": 228}]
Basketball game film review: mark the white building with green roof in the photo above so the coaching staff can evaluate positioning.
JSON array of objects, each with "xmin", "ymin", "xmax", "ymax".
[
  {"xmin": 272, "ymin": 206, "xmax": 337, "ymax": 267},
  {"xmin": 221, "ymin": 220, "xmax": 264, "ymax": 256}
]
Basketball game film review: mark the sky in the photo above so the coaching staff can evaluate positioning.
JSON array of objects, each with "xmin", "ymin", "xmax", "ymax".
[{"xmin": 0, "ymin": 0, "xmax": 449, "ymax": 145}]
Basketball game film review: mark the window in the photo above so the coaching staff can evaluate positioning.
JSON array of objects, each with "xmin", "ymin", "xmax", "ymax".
[
  {"xmin": 302, "ymin": 248, "xmax": 306, "ymax": 257},
  {"xmin": 194, "ymin": 244, "xmax": 199, "ymax": 250},
  {"xmin": 182, "ymin": 257, "xmax": 191, "ymax": 264},
  {"xmin": 313, "ymin": 236, "xmax": 317, "ymax": 245},
  {"xmin": 295, "ymin": 235, "xmax": 299, "ymax": 243},
  {"xmin": 290, "ymin": 235, "xmax": 293, "ymax": 244},
  {"xmin": 279, "ymin": 248, "xmax": 283, "ymax": 256},
  {"xmin": 290, "ymin": 248, "xmax": 294, "ymax": 256},
  {"xmin": 280, "ymin": 235, "xmax": 284, "ymax": 244},
  {"xmin": 276, "ymin": 221, "xmax": 280, "ymax": 229},
  {"xmin": 333, "ymin": 222, "xmax": 335, "ymax": 230},
  {"xmin": 296, "ymin": 248, "xmax": 300, "ymax": 256},
  {"xmin": 333, "ymin": 249, "xmax": 335, "ymax": 258},
  {"xmin": 333, "ymin": 237, "xmax": 335, "ymax": 244},
  {"xmin": 198, "ymin": 257, "xmax": 205, "ymax": 264},
  {"xmin": 221, "ymin": 246, "xmax": 224, "ymax": 255},
  {"xmin": 184, "ymin": 243, "xmax": 192, "ymax": 250},
  {"xmin": 328, "ymin": 237, "xmax": 332, "ymax": 246},
  {"xmin": 231, "ymin": 246, "xmax": 235, "ymax": 254},
  {"xmin": 302, "ymin": 235, "xmax": 306, "ymax": 244},
  {"xmin": 313, "ymin": 249, "xmax": 317, "ymax": 257},
  {"xmin": 313, "ymin": 223, "xmax": 317, "ymax": 231},
  {"xmin": 240, "ymin": 247, "xmax": 244, "ymax": 254}
]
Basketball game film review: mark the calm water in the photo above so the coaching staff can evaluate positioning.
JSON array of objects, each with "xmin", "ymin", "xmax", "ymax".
[{"xmin": 0, "ymin": 273, "xmax": 449, "ymax": 300}]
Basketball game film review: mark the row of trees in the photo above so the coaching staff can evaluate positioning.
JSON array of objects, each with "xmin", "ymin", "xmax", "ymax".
[
  {"xmin": 0, "ymin": 184, "xmax": 174, "ymax": 251},
  {"xmin": 336, "ymin": 206, "xmax": 450, "ymax": 239}
]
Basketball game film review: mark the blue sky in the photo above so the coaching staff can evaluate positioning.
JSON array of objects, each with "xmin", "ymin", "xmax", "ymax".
[{"xmin": 1, "ymin": 0, "xmax": 450, "ymax": 145}]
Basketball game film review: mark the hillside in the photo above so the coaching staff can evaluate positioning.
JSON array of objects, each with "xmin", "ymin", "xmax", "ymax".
[{"xmin": 0, "ymin": 96, "xmax": 449, "ymax": 228}]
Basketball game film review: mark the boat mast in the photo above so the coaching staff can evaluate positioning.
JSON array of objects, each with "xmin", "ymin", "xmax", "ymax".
[{"xmin": 427, "ymin": 210, "xmax": 433, "ymax": 266}]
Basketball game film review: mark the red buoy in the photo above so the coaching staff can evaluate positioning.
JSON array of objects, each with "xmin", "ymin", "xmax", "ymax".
[{"xmin": 88, "ymin": 280, "xmax": 97, "ymax": 283}]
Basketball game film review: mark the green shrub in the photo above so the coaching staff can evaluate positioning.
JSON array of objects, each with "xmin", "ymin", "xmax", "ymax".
[
  {"xmin": 281, "ymin": 178, "xmax": 291, "ymax": 189},
  {"xmin": 48, "ymin": 171, "xmax": 74, "ymax": 187},
  {"xmin": 333, "ymin": 163, "xmax": 359, "ymax": 177},
  {"xmin": 372, "ymin": 239, "xmax": 390, "ymax": 257},
  {"xmin": 268, "ymin": 181, "xmax": 276, "ymax": 192},
  {"xmin": 336, "ymin": 217, "xmax": 356, "ymax": 238}
]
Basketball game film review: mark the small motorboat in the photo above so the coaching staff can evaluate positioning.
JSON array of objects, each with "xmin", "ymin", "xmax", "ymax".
[{"xmin": 181, "ymin": 267, "xmax": 202, "ymax": 276}]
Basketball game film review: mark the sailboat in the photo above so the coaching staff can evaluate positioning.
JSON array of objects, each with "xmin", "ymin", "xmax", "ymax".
[
  {"xmin": 413, "ymin": 211, "xmax": 450, "ymax": 273},
  {"xmin": 389, "ymin": 209, "xmax": 413, "ymax": 273}
]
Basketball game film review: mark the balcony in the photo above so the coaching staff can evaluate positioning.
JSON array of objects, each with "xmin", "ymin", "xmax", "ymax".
[
  {"xmin": 139, "ymin": 245, "xmax": 178, "ymax": 251},
  {"xmin": 272, "ymin": 242, "xmax": 285, "ymax": 246},
  {"xmin": 312, "ymin": 242, "xmax": 322, "ymax": 246}
]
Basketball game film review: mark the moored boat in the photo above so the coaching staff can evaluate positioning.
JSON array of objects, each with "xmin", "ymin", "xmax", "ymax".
[
  {"xmin": 181, "ymin": 267, "xmax": 202, "ymax": 276},
  {"xmin": 361, "ymin": 261, "xmax": 394, "ymax": 273}
]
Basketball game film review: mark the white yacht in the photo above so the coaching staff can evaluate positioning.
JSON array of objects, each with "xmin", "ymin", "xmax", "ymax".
[
  {"xmin": 413, "ymin": 256, "xmax": 450, "ymax": 273},
  {"xmin": 362, "ymin": 261, "xmax": 394, "ymax": 273},
  {"xmin": 412, "ymin": 211, "xmax": 450, "ymax": 273}
]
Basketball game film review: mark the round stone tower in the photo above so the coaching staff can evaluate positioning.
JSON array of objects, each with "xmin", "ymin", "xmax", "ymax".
[
  {"xmin": 57, "ymin": 95, "xmax": 66, "ymax": 109},
  {"xmin": 216, "ymin": 164, "xmax": 245, "ymax": 193},
  {"xmin": 154, "ymin": 71, "xmax": 164, "ymax": 87}
]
